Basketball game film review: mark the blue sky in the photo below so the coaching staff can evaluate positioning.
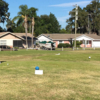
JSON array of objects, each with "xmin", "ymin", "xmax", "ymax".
[{"xmin": 2, "ymin": 0, "xmax": 92, "ymax": 29}]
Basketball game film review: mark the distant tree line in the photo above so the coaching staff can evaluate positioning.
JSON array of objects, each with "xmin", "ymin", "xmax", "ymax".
[
  {"xmin": 0, "ymin": 0, "xmax": 63, "ymax": 36},
  {"xmin": 0, "ymin": 0, "xmax": 100, "ymax": 36},
  {"xmin": 66, "ymin": 0, "xmax": 100, "ymax": 35},
  {"xmin": 5, "ymin": 5, "xmax": 62, "ymax": 36},
  {"xmin": 0, "ymin": 0, "xmax": 10, "ymax": 31}
]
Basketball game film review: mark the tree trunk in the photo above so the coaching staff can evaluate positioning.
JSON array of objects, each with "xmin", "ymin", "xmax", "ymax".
[{"xmin": 98, "ymin": 30, "xmax": 100, "ymax": 36}]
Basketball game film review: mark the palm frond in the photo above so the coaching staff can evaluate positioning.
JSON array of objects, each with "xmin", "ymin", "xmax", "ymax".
[{"xmin": 12, "ymin": 16, "xmax": 20, "ymax": 22}]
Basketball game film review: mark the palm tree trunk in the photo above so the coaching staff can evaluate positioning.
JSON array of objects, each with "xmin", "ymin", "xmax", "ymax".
[
  {"xmin": 25, "ymin": 22, "xmax": 28, "ymax": 49},
  {"xmin": 32, "ymin": 25, "xmax": 34, "ymax": 48}
]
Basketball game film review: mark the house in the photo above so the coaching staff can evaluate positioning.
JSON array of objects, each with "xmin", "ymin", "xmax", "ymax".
[
  {"xmin": 37, "ymin": 34, "xmax": 100, "ymax": 48},
  {"xmin": 0, "ymin": 32, "xmax": 36, "ymax": 48}
]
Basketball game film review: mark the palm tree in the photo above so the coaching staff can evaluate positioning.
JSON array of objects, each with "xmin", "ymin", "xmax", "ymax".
[
  {"xmin": 12, "ymin": 5, "xmax": 28, "ymax": 28},
  {"xmin": 6, "ymin": 19, "xmax": 15, "ymax": 29},
  {"xmin": 12, "ymin": 5, "xmax": 38, "ymax": 48},
  {"xmin": 6, "ymin": 18, "xmax": 16, "ymax": 32},
  {"xmin": 12, "ymin": 5, "xmax": 38, "ymax": 32}
]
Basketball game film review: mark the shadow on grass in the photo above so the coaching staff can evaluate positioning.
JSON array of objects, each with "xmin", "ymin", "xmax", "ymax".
[{"xmin": 0, "ymin": 61, "xmax": 6, "ymax": 64}]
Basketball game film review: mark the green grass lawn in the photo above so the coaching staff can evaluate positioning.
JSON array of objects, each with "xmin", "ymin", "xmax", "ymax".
[{"xmin": 0, "ymin": 49, "xmax": 100, "ymax": 100}]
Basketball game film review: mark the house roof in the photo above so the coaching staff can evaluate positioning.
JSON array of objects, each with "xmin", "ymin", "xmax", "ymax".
[
  {"xmin": 13, "ymin": 33, "xmax": 34, "ymax": 40},
  {"xmin": 42, "ymin": 34, "xmax": 100, "ymax": 40},
  {"xmin": 0, "ymin": 32, "xmax": 35, "ymax": 40}
]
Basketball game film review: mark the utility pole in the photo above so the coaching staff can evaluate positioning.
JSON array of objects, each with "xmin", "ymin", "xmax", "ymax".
[
  {"xmin": 74, "ymin": 4, "xmax": 78, "ymax": 48},
  {"xmin": 88, "ymin": 14, "xmax": 91, "ymax": 34},
  {"xmin": 24, "ymin": 15, "xmax": 28, "ymax": 49},
  {"xmin": 32, "ymin": 17, "xmax": 35, "ymax": 49},
  {"xmin": 88, "ymin": 14, "xmax": 90, "ymax": 34}
]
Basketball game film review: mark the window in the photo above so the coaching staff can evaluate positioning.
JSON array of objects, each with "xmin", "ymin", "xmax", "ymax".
[
  {"xmin": 59, "ymin": 41, "xmax": 63, "ymax": 44},
  {"xmin": 82, "ymin": 40, "xmax": 85, "ymax": 44},
  {"xmin": 0, "ymin": 40, "xmax": 7, "ymax": 45},
  {"xmin": 86, "ymin": 41, "xmax": 89, "ymax": 44},
  {"xmin": 13, "ymin": 41, "xmax": 22, "ymax": 47}
]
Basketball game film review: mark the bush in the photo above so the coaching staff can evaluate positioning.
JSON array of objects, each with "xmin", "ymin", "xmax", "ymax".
[
  {"xmin": 14, "ymin": 47, "xmax": 19, "ymax": 51},
  {"xmin": 65, "ymin": 43, "xmax": 71, "ymax": 47},
  {"xmin": 7, "ymin": 46, "xmax": 11, "ymax": 49},
  {"xmin": 72, "ymin": 41, "xmax": 82, "ymax": 47},
  {"xmin": 58, "ymin": 43, "xmax": 71, "ymax": 48}
]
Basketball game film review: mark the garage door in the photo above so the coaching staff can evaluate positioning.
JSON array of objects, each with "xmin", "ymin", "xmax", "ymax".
[{"xmin": 93, "ymin": 41, "xmax": 100, "ymax": 47}]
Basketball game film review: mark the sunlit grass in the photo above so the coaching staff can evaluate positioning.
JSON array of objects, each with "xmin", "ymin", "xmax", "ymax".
[{"xmin": 0, "ymin": 49, "xmax": 100, "ymax": 100}]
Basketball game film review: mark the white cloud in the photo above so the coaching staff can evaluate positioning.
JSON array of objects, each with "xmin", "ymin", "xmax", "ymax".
[
  {"xmin": 57, "ymin": 15, "xmax": 72, "ymax": 28},
  {"xmin": 57, "ymin": 15, "xmax": 70, "ymax": 22},
  {"xmin": 49, "ymin": 1, "xmax": 91, "ymax": 7}
]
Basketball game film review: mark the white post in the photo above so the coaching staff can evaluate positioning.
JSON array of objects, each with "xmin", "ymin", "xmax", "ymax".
[
  {"xmin": 91, "ymin": 40, "xmax": 93, "ymax": 48},
  {"xmin": 73, "ymin": 47, "xmax": 74, "ymax": 51},
  {"xmin": 85, "ymin": 40, "xmax": 86, "ymax": 48},
  {"xmin": 62, "ymin": 47, "xmax": 63, "ymax": 51}
]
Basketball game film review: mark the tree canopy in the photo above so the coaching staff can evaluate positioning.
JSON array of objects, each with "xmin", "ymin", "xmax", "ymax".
[
  {"xmin": 66, "ymin": 0, "xmax": 100, "ymax": 35},
  {"xmin": 9, "ymin": 5, "xmax": 38, "ymax": 33},
  {"xmin": 0, "ymin": 0, "xmax": 10, "ymax": 31},
  {"xmin": 34, "ymin": 13, "xmax": 61, "ymax": 36},
  {"xmin": 6, "ymin": 5, "xmax": 61, "ymax": 36}
]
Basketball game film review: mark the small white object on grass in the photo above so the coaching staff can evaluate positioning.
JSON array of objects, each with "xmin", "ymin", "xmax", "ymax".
[
  {"xmin": 55, "ymin": 53, "xmax": 60, "ymax": 55},
  {"xmin": 7, "ymin": 63, "xmax": 9, "ymax": 65},
  {"xmin": 89, "ymin": 56, "xmax": 91, "ymax": 59},
  {"xmin": 35, "ymin": 70, "xmax": 43, "ymax": 75}
]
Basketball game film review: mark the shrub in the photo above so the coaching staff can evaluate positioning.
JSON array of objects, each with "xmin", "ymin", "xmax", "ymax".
[
  {"xmin": 58, "ymin": 43, "xmax": 71, "ymax": 48},
  {"xmin": 72, "ymin": 41, "xmax": 82, "ymax": 47},
  {"xmin": 7, "ymin": 46, "xmax": 11, "ymax": 49},
  {"xmin": 65, "ymin": 43, "xmax": 71, "ymax": 47},
  {"xmin": 14, "ymin": 47, "xmax": 19, "ymax": 51}
]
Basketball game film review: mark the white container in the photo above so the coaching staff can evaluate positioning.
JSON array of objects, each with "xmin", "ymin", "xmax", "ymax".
[{"xmin": 35, "ymin": 70, "xmax": 43, "ymax": 75}]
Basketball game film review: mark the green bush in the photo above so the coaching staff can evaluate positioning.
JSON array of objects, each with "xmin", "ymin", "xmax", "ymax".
[
  {"xmin": 7, "ymin": 46, "xmax": 11, "ymax": 49},
  {"xmin": 65, "ymin": 43, "xmax": 71, "ymax": 47},
  {"xmin": 14, "ymin": 47, "xmax": 19, "ymax": 50},
  {"xmin": 72, "ymin": 41, "xmax": 82, "ymax": 47},
  {"xmin": 58, "ymin": 43, "xmax": 71, "ymax": 48}
]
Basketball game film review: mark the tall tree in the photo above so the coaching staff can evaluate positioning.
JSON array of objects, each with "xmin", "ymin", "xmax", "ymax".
[
  {"xmin": 12, "ymin": 5, "xmax": 38, "ymax": 33},
  {"xmin": 66, "ymin": 6, "xmax": 88, "ymax": 34},
  {"xmin": 27, "ymin": 7, "xmax": 38, "ymax": 33},
  {"xmin": 6, "ymin": 18, "xmax": 16, "ymax": 32},
  {"xmin": 59, "ymin": 28, "xmax": 67, "ymax": 33},
  {"xmin": 34, "ymin": 13, "xmax": 61, "ymax": 36},
  {"xmin": 34, "ymin": 15, "xmax": 51, "ymax": 36},
  {"xmin": 66, "ymin": 0, "xmax": 100, "ymax": 35},
  {"xmin": 0, "ymin": 0, "xmax": 10, "ymax": 31},
  {"xmin": 85, "ymin": 0, "xmax": 100, "ymax": 35},
  {"xmin": 49, "ymin": 13, "xmax": 61, "ymax": 33}
]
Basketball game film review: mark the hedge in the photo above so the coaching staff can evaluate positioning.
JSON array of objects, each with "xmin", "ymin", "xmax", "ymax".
[{"xmin": 58, "ymin": 43, "xmax": 71, "ymax": 48}]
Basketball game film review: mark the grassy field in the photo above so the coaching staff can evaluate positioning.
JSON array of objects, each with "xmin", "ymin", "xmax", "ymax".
[{"xmin": 0, "ymin": 49, "xmax": 100, "ymax": 100}]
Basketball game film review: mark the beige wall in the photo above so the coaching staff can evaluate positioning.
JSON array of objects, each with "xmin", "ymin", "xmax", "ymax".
[{"xmin": 0, "ymin": 34, "xmax": 21, "ymax": 48}]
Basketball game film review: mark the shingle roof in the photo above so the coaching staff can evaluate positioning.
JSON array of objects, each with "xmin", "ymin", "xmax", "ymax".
[
  {"xmin": 13, "ymin": 33, "xmax": 33, "ymax": 39},
  {"xmin": 0, "ymin": 32, "xmax": 35, "ymax": 39},
  {"xmin": 42, "ymin": 33, "xmax": 100, "ymax": 40},
  {"xmin": 13, "ymin": 33, "xmax": 32, "ymax": 37},
  {"xmin": 0, "ymin": 32, "xmax": 6, "ymax": 37}
]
